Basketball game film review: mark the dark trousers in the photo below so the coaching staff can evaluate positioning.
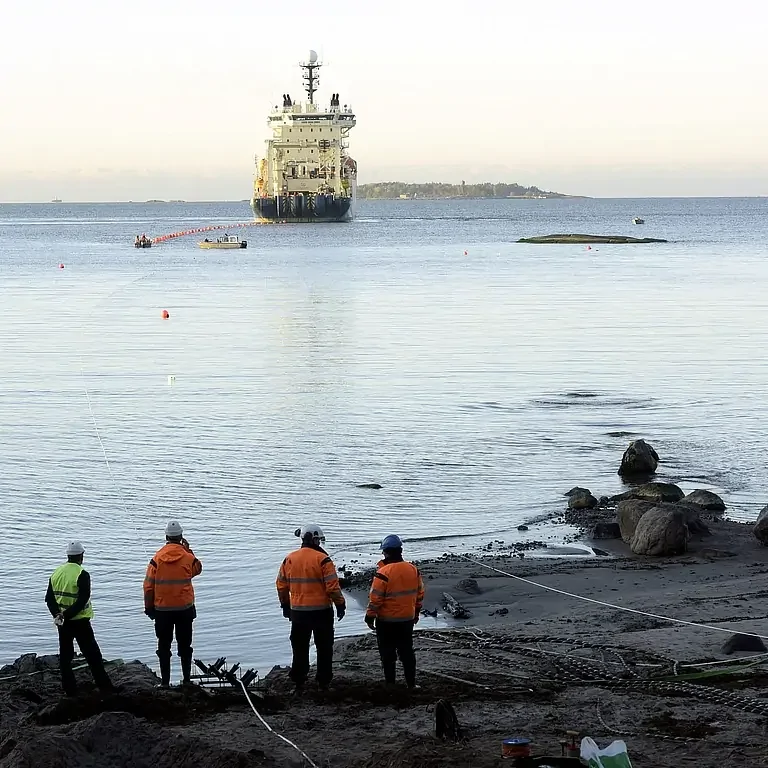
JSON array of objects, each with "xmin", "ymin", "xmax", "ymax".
[
  {"xmin": 289, "ymin": 608, "xmax": 334, "ymax": 687},
  {"xmin": 57, "ymin": 618, "xmax": 113, "ymax": 695},
  {"xmin": 376, "ymin": 620, "xmax": 416, "ymax": 687},
  {"xmin": 154, "ymin": 609, "xmax": 194, "ymax": 661}
]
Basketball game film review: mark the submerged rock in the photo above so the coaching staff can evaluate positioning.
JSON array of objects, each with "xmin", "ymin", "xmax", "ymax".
[
  {"xmin": 455, "ymin": 578, "xmax": 481, "ymax": 595},
  {"xmin": 618, "ymin": 439, "xmax": 659, "ymax": 478},
  {"xmin": 518, "ymin": 234, "xmax": 668, "ymax": 244},
  {"xmin": 682, "ymin": 490, "xmax": 726, "ymax": 512},
  {"xmin": 618, "ymin": 500, "xmax": 656, "ymax": 542},
  {"xmin": 356, "ymin": 483, "xmax": 383, "ymax": 490},
  {"xmin": 565, "ymin": 487, "xmax": 598, "ymax": 510},
  {"xmin": 630, "ymin": 507, "xmax": 688, "ymax": 556},
  {"xmin": 754, "ymin": 505, "xmax": 768, "ymax": 545}
]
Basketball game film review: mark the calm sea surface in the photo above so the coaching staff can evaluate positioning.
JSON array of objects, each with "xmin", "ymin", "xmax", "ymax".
[{"xmin": 2, "ymin": 197, "xmax": 768, "ymax": 672}]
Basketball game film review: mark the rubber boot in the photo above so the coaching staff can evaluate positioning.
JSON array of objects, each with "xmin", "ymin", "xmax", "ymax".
[
  {"xmin": 180, "ymin": 654, "xmax": 192, "ymax": 686},
  {"xmin": 158, "ymin": 656, "xmax": 171, "ymax": 687}
]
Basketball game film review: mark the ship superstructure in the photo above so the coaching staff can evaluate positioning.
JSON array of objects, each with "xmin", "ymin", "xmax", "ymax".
[{"xmin": 252, "ymin": 51, "xmax": 357, "ymax": 222}]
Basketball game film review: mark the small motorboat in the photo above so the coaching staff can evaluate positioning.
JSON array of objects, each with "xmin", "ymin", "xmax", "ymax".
[
  {"xmin": 632, "ymin": 217, "xmax": 645, "ymax": 225},
  {"xmin": 198, "ymin": 234, "xmax": 247, "ymax": 249}
]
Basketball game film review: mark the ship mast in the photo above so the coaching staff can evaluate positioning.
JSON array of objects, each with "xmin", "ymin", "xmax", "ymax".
[{"xmin": 300, "ymin": 50, "xmax": 321, "ymax": 104}]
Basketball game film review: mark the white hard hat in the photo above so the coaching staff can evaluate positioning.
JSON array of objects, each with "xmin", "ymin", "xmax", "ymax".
[
  {"xmin": 66, "ymin": 541, "xmax": 85, "ymax": 556},
  {"xmin": 297, "ymin": 523, "xmax": 325, "ymax": 542},
  {"xmin": 165, "ymin": 520, "xmax": 183, "ymax": 537}
]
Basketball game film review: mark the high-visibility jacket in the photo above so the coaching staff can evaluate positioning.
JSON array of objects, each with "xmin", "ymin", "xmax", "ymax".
[
  {"xmin": 366, "ymin": 560, "xmax": 424, "ymax": 622},
  {"xmin": 144, "ymin": 543, "xmax": 202, "ymax": 613},
  {"xmin": 50, "ymin": 563, "xmax": 94, "ymax": 620},
  {"xmin": 276, "ymin": 546, "xmax": 345, "ymax": 612}
]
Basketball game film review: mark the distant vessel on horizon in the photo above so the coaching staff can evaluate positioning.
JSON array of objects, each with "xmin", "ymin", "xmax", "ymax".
[
  {"xmin": 251, "ymin": 51, "xmax": 357, "ymax": 223},
  {"xmin": 51, "ymin": 197, "xmax": 62, "ymax": 203}
]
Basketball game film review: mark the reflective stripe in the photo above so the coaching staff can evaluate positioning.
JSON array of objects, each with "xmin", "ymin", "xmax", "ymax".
[
  {"xmin": 153, "ymin": 578, "xmax": 192, "ymax": 585},
  {"xmin": 322, "ymin": 572, "xmax": 338, "ymax": 581},
  {"xmin": 386, "ymin": 589, "xmax": 418, "ymax": 597},
  {"xmin": 287, "ymin": 577, "xmax": 323, "ymax": 584},
  {"xmin": 373, "ymin": 572, "xmax": 389, "ymax": 582},
  {"xmin": 370, "ymin": 588, "xmax": 386, "ymax": 597},
  {"xmin": 155, "ymin": 602, "xmax": 195, "ymax": 612},
  {"xmin": 53, "ymin": 591, "xmax": 79, "ymax": 598},
  {"xmin": 291, "ymin": 604, "xmax": 336, "ymax": 611}
]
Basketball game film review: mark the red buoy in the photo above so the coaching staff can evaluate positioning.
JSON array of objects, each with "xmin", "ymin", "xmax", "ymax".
[
  {"xmin": 463, "ymin": 250, "xmax": 468, "ymax": 256},
  {"xmin": 161, "ymin": 309, "xmax": 170, "ymax": 319},
  {"xmin": 58, "ymin": 263, "xmax": 65, "ymax": 269}
]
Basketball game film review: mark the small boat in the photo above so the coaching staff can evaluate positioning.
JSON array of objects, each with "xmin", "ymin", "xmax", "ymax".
[
  {"xmin": 198, "ymin": 234, "xmax": 247, "ymax": 249},
  {"xmin": 134, "ymin": 237, "xmax": 152, "ymax": 248},
  {"xmin": 633, "ymin": 217, "xmax": 645, "ymax": 225}
]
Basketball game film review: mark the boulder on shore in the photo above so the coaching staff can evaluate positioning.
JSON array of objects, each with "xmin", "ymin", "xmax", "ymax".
[
  {"xmin": 618, "ymin": 500, "xmax": 657, "ymax": 542},
  {"xmin": 565, "ymin": 487, "xmax": 598, "ymax": 510},
  {"xmin": 754, "ymin": 505, "xmax": 768, "ymax": 545},
  {"xmin": 618, "ymin": 439, "xmax": 659, "ymax": 478},
  {"xmin": 630, "ymin": 506, "xmax": 688, "ymax": 556},
  {"xmin": 626, "ymin": 482, "xmax": 684, "ymax": 504},
  {"xmin": 591, "ymin": 522, "xmax": 621, "ymax": 540},
  {"xmin": 682, "ymin": 489, "xmax": 726, "ymax": 512},
  {"xmin": 722, "ymin": 633, "xmax": 768, "ymax": 655}
]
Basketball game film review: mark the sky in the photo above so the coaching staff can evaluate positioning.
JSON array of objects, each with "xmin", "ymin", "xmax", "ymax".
[{"xmin": 2, "ymin": 0, "xmax": 767, "ymax": 201}]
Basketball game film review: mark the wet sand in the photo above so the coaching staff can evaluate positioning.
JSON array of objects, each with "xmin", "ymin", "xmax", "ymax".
[{"xmin": 2, "ymin": 518, "xmax": 768, "ymax": 767}]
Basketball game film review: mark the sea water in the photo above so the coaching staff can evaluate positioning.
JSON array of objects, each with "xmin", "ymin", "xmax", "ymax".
[{"xmin": 1, "ymin": 196, "xmax": 767, "ymax": 671}]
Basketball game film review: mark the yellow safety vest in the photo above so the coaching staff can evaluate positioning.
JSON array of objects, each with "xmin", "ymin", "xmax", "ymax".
[{"xmin": 50, "ymin": 562, "xmax": 94, "ymax": 620}]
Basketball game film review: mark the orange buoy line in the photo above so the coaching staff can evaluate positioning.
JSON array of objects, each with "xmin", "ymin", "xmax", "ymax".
[{"xmin": 150, "ymin": 221, "xmax": 273, "ymax": 245}]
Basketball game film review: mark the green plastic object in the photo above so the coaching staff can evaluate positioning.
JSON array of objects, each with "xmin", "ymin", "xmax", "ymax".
[{"xmin": 580, "ymin": 738, "xmax": 633, "ymax": 768}]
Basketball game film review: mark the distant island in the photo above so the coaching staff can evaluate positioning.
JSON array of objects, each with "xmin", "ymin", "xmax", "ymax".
[{"xmin": 357, "ymin": 181, "xmax": 577, "ymax": 200}]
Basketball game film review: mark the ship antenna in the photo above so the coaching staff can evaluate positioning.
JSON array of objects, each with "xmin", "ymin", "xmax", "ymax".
[{"xmin": 300, "ymin": 49, "xmax": 321, "ymax": 104}]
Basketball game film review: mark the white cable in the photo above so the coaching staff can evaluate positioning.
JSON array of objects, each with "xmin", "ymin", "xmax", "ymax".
[
  {"xmin": 238, "ymin": 680, "xmax": 319, "ymax": 768},
  {"xmin": 464, "ymin": 556, "xmax": 768, "ymax": 641}
]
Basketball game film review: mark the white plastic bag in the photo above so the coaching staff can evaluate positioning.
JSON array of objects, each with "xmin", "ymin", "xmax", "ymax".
[{"xmin": 580, "ymin": 737, "xmax": 633, "ymax": 768}]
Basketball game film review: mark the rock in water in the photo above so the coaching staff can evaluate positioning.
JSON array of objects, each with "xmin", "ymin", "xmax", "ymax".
[
  {"xmin": 754, "ymin": 505, "xmax": 768, "ymax": 545},
  {"xmin": 682, "ymin": 489, "xmax": 726, "ymax": 512},
  {"xmin": 617, "ymin": 500, "xmax": 656, "ymax": 542},
  {"xmin": 630, "ymin": 507, "xmax": 688, "ymax": 556},
  {"xmin": 629, "ymin": 482, "xmax": 685, "ymax": 503},
  {"xmin": 591, "ymin": 522, "xmax": 621, "ymax": 540},
  {"xmin": 618, "ymin": 439, "xmax": 659, "ymax": 478},
  {"xmin": 565, "ymin": 487, "xmax": 598, "ymax": 510},
  {"xmin": 721, "ymin": 633, "xmax": 768, "ymax": 655}
]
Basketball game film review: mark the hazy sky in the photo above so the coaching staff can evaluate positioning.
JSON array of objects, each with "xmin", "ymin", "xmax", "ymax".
[{"xmin": 2, "ymin": 0, "xmax": 767, "ymax": 201}]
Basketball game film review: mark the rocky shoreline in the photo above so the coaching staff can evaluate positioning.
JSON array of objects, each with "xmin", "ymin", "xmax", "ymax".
[{"xmin": 3, "ymin": 440, "xmax": 768, "ymax": 767}]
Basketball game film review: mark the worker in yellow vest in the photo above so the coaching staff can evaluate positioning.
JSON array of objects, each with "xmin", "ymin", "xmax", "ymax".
[{"xmin": 45, "ymin": 541, "xmax": 116, "ymax": 696}]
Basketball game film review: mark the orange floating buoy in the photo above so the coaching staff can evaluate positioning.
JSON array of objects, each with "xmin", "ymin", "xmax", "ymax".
[
  {"xmin": 161, "ymin": 309, "xmax": 170, "ymax": 319},
  {"xmin": 586, "ymin": 245, "xmax": 592, "ymax": 250},
  {"xmin": 463, "ymin": 250, "xmax": 468, "ymax": 256},
  {"xmin": 58, "ymin": 263, "xmax": 65, "ymax": 269}
]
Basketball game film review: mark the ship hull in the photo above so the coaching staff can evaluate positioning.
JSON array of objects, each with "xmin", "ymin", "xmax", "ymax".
[{"xmin": 252, "ymin": 194, "xmax": 352, "ymax": 223}]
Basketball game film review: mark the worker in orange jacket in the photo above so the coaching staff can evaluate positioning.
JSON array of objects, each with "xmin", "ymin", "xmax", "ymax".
[
  {"xmin": 144, "ymin": 521, "xmax": 203, "ymax": 686},
  {"xmin": 365, "ymin": 534, "xmax": 424, "ymax": 688},
  {"xmin": 276, "ymin": 523, "xmax": 346, "ymax": 691}
]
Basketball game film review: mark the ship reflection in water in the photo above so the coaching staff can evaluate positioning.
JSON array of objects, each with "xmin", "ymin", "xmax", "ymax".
[{"xmin": 251, "ymin": 50, "xmax": 357, "ymax": 223}]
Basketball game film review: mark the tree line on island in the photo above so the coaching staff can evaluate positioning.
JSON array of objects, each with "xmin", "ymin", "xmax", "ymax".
[{"xmin": 357, "ymin": 181, "xmax": 574, "ymax": 200}]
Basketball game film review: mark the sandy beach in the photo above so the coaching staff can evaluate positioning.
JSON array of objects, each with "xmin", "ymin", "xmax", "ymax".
[{"xmin": 2, "ymin": 512, "xmax": 768, "ymax": 767}]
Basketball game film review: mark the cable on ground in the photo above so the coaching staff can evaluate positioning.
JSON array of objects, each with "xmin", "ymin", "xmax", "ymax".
[
  {"xmin": 464, "ymin": 556, "xmax": 768, "ymax": 641},
  {"xmin": 238, "ymin": 679, "xmax": 319, "ymax": 768}
]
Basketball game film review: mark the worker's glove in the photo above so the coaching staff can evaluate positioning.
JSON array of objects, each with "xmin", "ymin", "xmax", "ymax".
[
  {"xmin": 365, "ymin": 615, "xmax": 376, "ymax": 631},
  {"xmin": 144, "ymin": 608, "xmax": 156, "ymax": 621},
  {"xmin": 336, "ymin": 604, "xmax": 346, "ymax": 621},
  {"xmin": 281, "ymin": 604, "xmax": 292, "ymax": 620},
  {"xmin": 53, "ymin": 613, "xmax": 65, "ymax": 628}
]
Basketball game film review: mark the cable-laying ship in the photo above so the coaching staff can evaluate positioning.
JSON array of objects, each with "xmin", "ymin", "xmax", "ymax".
[{"xmin": 251, "ymin": 51, "xmax": 357, "ymax": 222}]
